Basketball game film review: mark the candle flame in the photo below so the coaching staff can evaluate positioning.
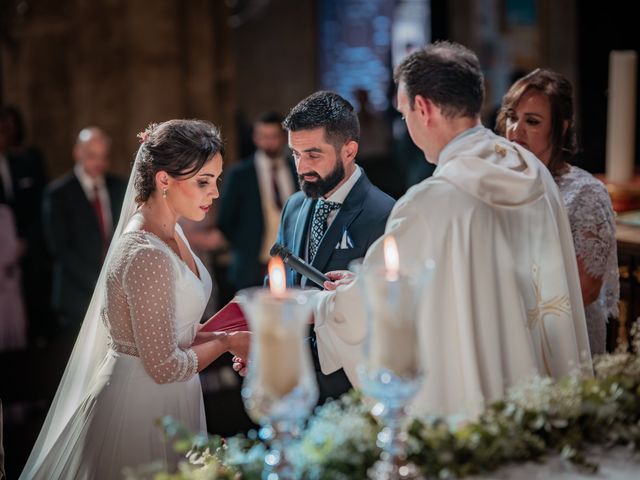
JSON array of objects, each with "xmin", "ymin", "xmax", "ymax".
[
  {"xmin": 383, "ymin": 235, "xmax": 399, "ymax": 280},
  {"xmin": 268, "ymin": 256, "xmax": 287, "ymax": 296}
]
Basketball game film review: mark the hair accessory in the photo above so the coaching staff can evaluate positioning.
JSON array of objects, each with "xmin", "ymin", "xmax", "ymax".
[{"xmin": 136, "ymin": 122, "xmax": 159, "ymax": 144}]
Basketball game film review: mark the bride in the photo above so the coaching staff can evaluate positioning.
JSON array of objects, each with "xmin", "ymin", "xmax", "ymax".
[{"xmin": 20, "ymin": 119, "xmax": 250, "ymax": 479}]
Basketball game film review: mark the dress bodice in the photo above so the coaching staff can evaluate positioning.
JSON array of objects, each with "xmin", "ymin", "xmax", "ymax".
[
  {"xmin": 555, "ymin": 165, "xmax": 619, "ymax": 353},
  {"xmin": 101, "ymin": 214, "xmax": 212, "ymax": 383}
]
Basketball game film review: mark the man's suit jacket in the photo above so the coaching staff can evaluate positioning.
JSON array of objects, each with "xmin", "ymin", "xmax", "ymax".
[
  {"xmin": 3, "ymin": 149, "xmax": 48, "ymax": 239},
  {"xmin": 218, "ymin": 154, "xmax": 297, "ymax": 290},
  {"xmin": 275, "ymin": 170, "xmax": 395, "ymax": 403},
  {"xmin": 43, "ymin": 171, "xmax": 126, "ymax": 330}
]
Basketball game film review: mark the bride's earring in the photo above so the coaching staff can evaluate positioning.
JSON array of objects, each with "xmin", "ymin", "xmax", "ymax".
[{"xmin": 163, "ymin": 188, "xmax": 168, "ymax": 199}]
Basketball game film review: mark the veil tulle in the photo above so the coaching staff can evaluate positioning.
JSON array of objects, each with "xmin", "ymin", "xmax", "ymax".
[{"xmin": 20, "ymin": 146, "xmax": 144, "ymax": 478}]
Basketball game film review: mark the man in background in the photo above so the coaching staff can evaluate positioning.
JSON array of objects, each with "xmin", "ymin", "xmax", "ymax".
[
  {"xmin": 43, "ymin": 127, "xmax": 126, "ymax": 334},
  {"xmin": 217, "ymin": 113, "xmax": 297, "ymax": 298}
]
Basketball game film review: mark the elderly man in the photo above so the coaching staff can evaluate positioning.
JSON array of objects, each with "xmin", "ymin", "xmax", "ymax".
[{"xmin": 43, "ymin": 127, "xmax": 126, "ymax": 333}]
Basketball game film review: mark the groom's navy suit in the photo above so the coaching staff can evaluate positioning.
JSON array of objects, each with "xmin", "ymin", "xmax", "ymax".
[{"xmin": 275, "ymin": 170, "xmax": 395, "ymax": 403}]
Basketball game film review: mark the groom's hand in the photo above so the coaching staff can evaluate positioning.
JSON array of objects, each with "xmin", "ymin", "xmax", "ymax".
[{"xmin": 323, "ymin": 270, "xmax": 355, "ymax": 291}]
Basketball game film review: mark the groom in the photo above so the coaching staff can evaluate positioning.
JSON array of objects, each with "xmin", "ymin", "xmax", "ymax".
[{"xmin": 275, "ymin": 91, "xmax": 395, "ymax": 404}]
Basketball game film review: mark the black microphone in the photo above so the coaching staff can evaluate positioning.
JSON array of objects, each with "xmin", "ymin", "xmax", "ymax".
[{"xmin": 270, "ymin": 243, "xmax": 329, "ymax": 289}]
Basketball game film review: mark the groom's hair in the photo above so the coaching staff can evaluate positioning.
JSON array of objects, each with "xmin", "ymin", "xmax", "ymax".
[
  {"xmin": 134, "ymin": 119, "xmax": 224, "ymax": 204},
  {"xmin": 283, "ymin": 91, "xmax": 360, "ymax": 152}
]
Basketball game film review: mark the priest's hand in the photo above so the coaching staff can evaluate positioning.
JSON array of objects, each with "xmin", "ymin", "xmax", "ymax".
[{"xmin": 324, "ymin": 270, "xmax": 355, "ymax": 291}]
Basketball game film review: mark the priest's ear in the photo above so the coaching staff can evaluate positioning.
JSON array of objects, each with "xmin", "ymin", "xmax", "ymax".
[
  {"xmin": 413, "ymin": 95, "xmax": 438, "ymax": 125},
  {"xmin": 341, "ymin": 139, "xmax": 359, "ymax": 163}
]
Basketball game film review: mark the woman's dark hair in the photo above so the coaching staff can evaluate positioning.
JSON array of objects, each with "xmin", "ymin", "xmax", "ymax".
[
  {"xmin": 134, "ymin": 119, "xmax": 224, "ymax": 204},
  {"xmin": 496, "ymin": 68, "xmax": 577, "ymax": 176}
]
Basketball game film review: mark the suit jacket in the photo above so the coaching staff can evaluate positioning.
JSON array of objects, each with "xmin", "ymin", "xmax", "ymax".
[
  {"xmin": 43, "ymin": 171, "xmax": 126, "ymax": 329},
  {"xmin": 275, "ymin": 170, "xmax": 395, "ymax": 403},
  {"xmin": 2, "ymin": 148, "xmax": 48, "ymax": 239},
  {"xmin": 218, "ymin": 154, "xmax": 297, "ymax": 290}
]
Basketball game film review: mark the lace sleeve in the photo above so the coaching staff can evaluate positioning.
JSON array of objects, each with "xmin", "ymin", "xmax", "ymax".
[
  {"xmin": 568, "ymin": 182, "xmax": 616, "ymax": 280},
  {"xmin": 122, "ymin": 245, "xmax": 198, "ymax": 384}
]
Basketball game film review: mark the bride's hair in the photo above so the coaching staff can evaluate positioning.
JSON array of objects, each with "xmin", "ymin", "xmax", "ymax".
[{"xmin": 134, "ymin": 119, "xmax": 224, "ymax": 204}]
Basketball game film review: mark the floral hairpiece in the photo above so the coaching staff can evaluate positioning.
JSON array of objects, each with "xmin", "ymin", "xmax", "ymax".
[{"xmin": 137, "ymin": 122, "xmax": 158, "ymax": 144}]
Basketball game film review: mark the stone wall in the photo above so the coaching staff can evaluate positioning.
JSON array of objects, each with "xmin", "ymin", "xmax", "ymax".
[{"xmin": 1, "ymin": 0, "xmax": 235, "ymax": 178}]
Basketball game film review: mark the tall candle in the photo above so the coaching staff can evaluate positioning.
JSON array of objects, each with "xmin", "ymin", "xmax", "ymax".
[
  {"xmin": 367, "ymin": 236, "xmax": 420, "ymax": 379},
  {"xmin": 254, "ymin": 257, "xmax": 301, "ymax": 398},
  {"xmin": 369, "ymin": 277, "xmax": 420, "ymax": 378},
  {"xmin": 606, "ymin": 50, "xmax": 637, "ymax": 184},
  {"xmin": 255, "ymin": 294, "xmax": 302, "ymax": 398}
]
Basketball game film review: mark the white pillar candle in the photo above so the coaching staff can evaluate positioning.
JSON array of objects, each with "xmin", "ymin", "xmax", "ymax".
[
  {"xmin": 606, "ymin": 50, "xmax": 638, "ymax": 184},
  {"xmin": 255, "ymin": 293, "xmax": 302, "ymax": 398},
  {"xmin": 368, "ymin": 277, "xmax": 420, "ymax": 379}
]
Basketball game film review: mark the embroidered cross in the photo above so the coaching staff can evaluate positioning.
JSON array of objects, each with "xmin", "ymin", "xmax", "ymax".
[{"xmin": 526, "ymin": 263, "xmax": 571, "ymax": 375}]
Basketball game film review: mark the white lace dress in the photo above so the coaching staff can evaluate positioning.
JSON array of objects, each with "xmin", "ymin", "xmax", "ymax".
[
  {"xmin": 31, "ymin": 218, "xmax": 212, "ymax": 479},
  {"xmin": 556, "ymin": 166, "xmax": 618, "ymax": 354}
]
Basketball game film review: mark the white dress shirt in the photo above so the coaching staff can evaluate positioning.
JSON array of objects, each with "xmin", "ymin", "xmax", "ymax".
[
  {"xmin": 254, "ymin": 151, "xmax": 295, "ymax": 263},
  {"xmin": 74, "ymin": 164, "xmax": 113, "ymax": 236}
]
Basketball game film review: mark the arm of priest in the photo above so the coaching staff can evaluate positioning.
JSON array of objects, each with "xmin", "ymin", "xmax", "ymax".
[{"xmin": 313, "ymin": 283, "xmax": 368, "ymax": 386}]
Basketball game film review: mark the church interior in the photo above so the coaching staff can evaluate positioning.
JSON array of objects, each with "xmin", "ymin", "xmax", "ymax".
[{"xmin": 1, "ymin": 0, "xmax": 639, "ymax": 478}]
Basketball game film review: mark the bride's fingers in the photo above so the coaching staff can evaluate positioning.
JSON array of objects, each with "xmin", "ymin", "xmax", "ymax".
[{"xmin": 232, "ymin": 361, "xmax": 249, "ymax": 377}]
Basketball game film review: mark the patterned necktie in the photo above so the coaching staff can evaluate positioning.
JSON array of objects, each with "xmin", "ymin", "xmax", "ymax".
[{"xmin": 309, "ymin": 199, "xmax": 341, "ymax": 262}]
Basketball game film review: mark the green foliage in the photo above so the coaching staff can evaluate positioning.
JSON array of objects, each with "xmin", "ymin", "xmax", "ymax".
[{"xmin": 128, "ymin": 350, "xmax": 640, "ymax": 479}]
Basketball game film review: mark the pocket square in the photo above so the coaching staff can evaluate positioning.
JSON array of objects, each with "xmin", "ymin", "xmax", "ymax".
[{"xmin": 335, "ymin": 228, "xmax": 355, "ymax": 249}]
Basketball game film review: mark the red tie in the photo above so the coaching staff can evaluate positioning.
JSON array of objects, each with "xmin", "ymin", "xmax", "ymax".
[{"xmin": 92, "ymin": 184, "xmax": 107, "ymax": 256}]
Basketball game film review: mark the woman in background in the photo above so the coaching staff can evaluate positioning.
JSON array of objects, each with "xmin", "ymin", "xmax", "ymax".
[{"xmin": 497, "ymin": 68, "xmax": 618, "ymax": 355}]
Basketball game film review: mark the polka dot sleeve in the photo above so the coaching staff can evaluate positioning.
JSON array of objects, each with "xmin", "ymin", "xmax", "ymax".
[{"xmin": 122, "ymin": 246, "xmax": 198, "ymax": 384}]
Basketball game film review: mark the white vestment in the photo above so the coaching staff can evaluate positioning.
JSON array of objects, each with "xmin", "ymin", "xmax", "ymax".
[{"xmin": 313, "ymin": 127, "xmax": 592, "ymax": 419}]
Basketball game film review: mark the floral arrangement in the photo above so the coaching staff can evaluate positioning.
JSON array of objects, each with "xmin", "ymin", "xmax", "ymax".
[{"xmin": 125, "ymin": 331, "xmax": 640, "ymax": 480}]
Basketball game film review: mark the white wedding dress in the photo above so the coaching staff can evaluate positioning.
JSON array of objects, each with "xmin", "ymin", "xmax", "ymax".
[{"xmin": 23, "ymin": 213, "xmax": 212, "ymax": 479}]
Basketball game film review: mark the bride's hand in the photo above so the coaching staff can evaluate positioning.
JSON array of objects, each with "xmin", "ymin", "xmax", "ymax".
[
  {"xmin": 232, "ymin": 356, "xmax": 249, "ymax": 377},
  {"xmin": 192, "ymin": 330, "xmax": 220, "ymax": 346},
  {"xmin": 226, "ymin": 331, "xmax": 251, "ymax": 361}
]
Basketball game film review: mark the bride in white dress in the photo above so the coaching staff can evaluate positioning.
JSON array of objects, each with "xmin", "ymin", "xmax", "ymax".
[{"xmin": 20, "ymin": 120, "xmax": 250, "ymax": 479}]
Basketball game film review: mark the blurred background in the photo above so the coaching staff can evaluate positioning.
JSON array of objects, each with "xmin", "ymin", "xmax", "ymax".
[{"xmin": 0, "ymin": 0, "xmax": 638, "ymax": 477}]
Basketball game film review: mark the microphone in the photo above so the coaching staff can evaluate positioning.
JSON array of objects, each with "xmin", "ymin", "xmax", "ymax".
[{"xmin": 270, "ymin": 243, "xmax": 329, "ymax": 289}]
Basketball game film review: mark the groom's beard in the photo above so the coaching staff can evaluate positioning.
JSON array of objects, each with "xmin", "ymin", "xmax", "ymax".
[{"xmin": 298, "ymin": 158, "xmax": 345, "ymax": 199}]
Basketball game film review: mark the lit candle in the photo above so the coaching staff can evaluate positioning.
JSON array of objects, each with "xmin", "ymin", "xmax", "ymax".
[
  {"xmin": 384, "ymin": 235, "xmax": 399, "ymax": 281},
  {"xmin": 606, "ymin": 50, "xmax": 637, "ymax": 184},
  {"xmin": 255, "ymin": 257, "xmax": 302, "ymax": 398},
  {"xmin": 369, "ymin": 235, "xmax": 420, "ymax": 378}
]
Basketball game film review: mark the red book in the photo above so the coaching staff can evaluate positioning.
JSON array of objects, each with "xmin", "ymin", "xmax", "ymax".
[{"xmin": 200, "ymin": 300, "xmax": 250, "ymax": 333}]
